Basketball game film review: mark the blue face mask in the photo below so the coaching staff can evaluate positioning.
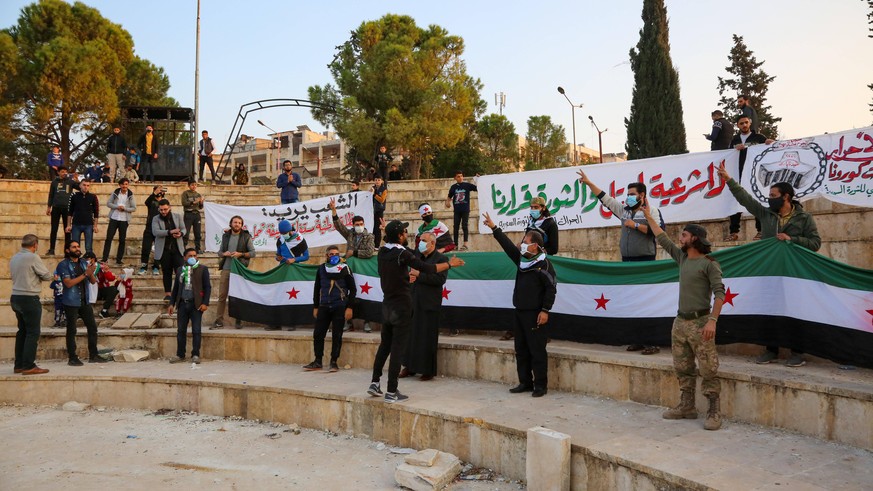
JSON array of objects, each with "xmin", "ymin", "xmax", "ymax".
[
  {"xmin": 530, "ymin": 209, "xmax": 541, "ymax": 220},
  {"xmin": 327, "ymin": 255, "xmax": 340, "ymax": 266},
  {"xmin": 626, "ymin": 195, "xmax": 639, "ymax": 208},
  {"xmin": 186, "ymin": 257, "xmax": 197, "ymax": 266},
  {"xmin": 417, "ymin": 241, "xmax": 429, "ymax": 253}
]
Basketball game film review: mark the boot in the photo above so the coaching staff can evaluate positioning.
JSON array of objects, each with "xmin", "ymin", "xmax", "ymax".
[
  {"xmin": 662, "ymin": 390, "xmax": 698, "ymax": 419},
  {"xmin": 704, "ymin": 394, "xmax": 722, "ymax": 430}
]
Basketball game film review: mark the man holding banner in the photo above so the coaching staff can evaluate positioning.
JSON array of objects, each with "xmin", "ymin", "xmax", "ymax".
[{"xmin": 266, "ymin": 220, "xmax": 310, "ymax": 332}]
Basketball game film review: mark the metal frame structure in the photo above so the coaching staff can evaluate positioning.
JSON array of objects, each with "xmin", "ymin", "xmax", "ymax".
[
  {"xmin": 216, "ymin": 99, "xmax": 337, "ymax": 180},
  {"xmin": 121, "ymin": 106, "xmax": 195, "ymax": 180}
]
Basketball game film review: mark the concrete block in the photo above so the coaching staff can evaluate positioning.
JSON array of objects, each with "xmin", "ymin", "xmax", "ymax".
[
  {"xmin": 526, "ymin": 426, "xmax": 571, "ymax": 491},
  {"xmin": 395, "ymin": 450, "xmax": 461, "ymax": 491},
  {"xmin": 112, "ymin": 349, "xmax": 149, "ymax": 362},
  {"xmin": 405, "ymin": 448, "xmax": 439, "ymax": 467},
  {"xmin": 112, "ymin": 313, "xmax": 141, "ymax": 329},
  {"xmin": 131, "ymin": 313, "xmax": 161, "ymax": 329}
]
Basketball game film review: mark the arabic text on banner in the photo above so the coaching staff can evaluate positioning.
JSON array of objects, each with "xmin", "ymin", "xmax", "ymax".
[
  {"xmin": 477, "ymin": 150, "xmax": 742, "ymax": 233},
  {"xmin": 204, "ymin": 192, "xmax": 375, "ymax": 252},
  {"xmin": 740, "ymin": 126, "xmax": 873, "ymax": 207}
]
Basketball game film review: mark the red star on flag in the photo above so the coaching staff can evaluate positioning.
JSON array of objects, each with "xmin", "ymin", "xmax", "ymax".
[
  {"xmin": 286, "ymin": 288, "xmax": 300, "ymax": 300},
  {"xmin": 867, "ymin": 309, "xmax": 873, "ymax": 326},
  {"xmin": 594, "ymin": 294, "xmax": 610, "ymax": 311},
  {"xmin": 724, "ymin": 287, "xmax": 739, "ymax": 306},
  {"xmin": 433, "ymin": 227, "xmax": 444, "ymax": 235},
  {"xmin": 360, "ymin": 282, "xmax": 372, "ymax": 295},
  {"xmin": 442, "ymin": 287, "xmax": 451, "ymax": 300}
]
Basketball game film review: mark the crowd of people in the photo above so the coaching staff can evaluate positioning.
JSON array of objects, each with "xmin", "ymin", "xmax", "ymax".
[{"xmin": 11, "ymin": 111, "xmax": 824, "ymax": 430}]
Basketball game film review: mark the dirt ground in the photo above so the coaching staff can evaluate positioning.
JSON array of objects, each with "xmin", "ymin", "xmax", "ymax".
[{"xmin": 0, "ymin": 403, "xmax": 523, "ymax": 491}]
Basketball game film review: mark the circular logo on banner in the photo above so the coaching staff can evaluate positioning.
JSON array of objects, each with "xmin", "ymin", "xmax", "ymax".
[{"xmin": 750, "ymin": 139, "xmax": 827, "ymax": 201}]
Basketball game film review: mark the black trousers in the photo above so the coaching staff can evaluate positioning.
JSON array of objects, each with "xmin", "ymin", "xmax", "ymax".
[
  {"xmin": 97, "ymin": 285, "xmax": 118, "ymax": 312},
  {"xmin": 176, "ymin": 300, "xmax": 202, "ymax": 358},
  {"xmin": 12, "ymin": 295, "xmax": 42, "ymax": 370},
  {"xmin": 160, "ymin": 250, "xmax": 183, "ymax": 293},
  {"xmin": 313, "ymin": 304, "xmax": 346, "ymax": 363},
  {"xmin": 199, "ymin": 155, "xmax": 215, "ymax": 181},
  {"xmin": 513, "ymin": 309, "xmax": 548, "ymax": 389},
  {"xmin": 64, "ymin": 304, "xmax": 99, "ymax": 360},
  {"xmin": 729, "ymin": 213, "xmax": 761, "ymax": 235},
  {"xmin": 102, "ymin": 219, "xmax": 129, "ymax": 263},
  {"xmin": 452, "ymin": 209, "xmax": 470, "ymax": 244},
  {"xmin": 49, "ymin": 207, "xmax": 70, "ymax": 251},
  {"xmin": 183, "ymin": 211, "xmax": 202, "ymax": 252},
  {"xmin": 140, "ymin": 227, "xmax": 157, "ymax": 268},
  {"xmin": 371, "ymin": 302, "xmax": 411, "ymax": 393},
  {"xmin": 373, "ymin": 210, "xmax": 384, "ymax": 247}
]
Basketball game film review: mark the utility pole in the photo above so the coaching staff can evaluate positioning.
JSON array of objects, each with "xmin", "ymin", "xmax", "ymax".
[
  {"xmin": 194, "ymin": 0, "xmax": 201, "ymax": 179},
  {"xmin": 588, "ymin": 115, "xmax": 608, "ymax": 163},
  {"xmin": 557, "ymin": 87, "xmax": 583, "ymax": 164}
]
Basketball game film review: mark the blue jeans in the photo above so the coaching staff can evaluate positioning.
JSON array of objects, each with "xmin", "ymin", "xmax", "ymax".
[
  {"xmin": 176, "ymin": 300, "xmax": 203, "ymax": 358},
  {"xmin": 71, "ymin": 224, "xmax": 94, "ymax": 253}
]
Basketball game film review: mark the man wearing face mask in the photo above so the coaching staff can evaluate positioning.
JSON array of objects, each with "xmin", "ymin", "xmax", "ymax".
[
  {"xmin": 329, "ymin": 197, "xmax": 375, "ymax": 332},
  {"xmin": 303, "ymin": 245, "xmax": 357, "ymax": 372},
  {"xmin": 414, "ymin": 203, "xmax": 454, "ymax": 253},
  {"xmin": 577, "ymin": 169, "xmax": 664, "ymax": 354},
  {"xmin": 268, "ymin": 220, "xmax": 310, "ymax": 331},
  {"xmin": 57, "ymin": 241, "xmax": 108, "ymax": 366},
  {"xmin": 501, "ymin": 196, "xmax": 559, "ymax": 342},
  {"xmin": 483, "ymin": 212, "xmax": 556, "ymax": 397},
  {"xmin": 400, "ymin": 231, "xmax": 448, "ymax": 381},
  {"xmin": 368, "ymin": 219, "xmax": 465, "ymax": 403},
  {"xmin": 168, "ymin": 248, "xmax": 211, "ymax": 364},
  {"xmin": 717, "ymin": 162, "xmax": 820, "ymax": 367}
]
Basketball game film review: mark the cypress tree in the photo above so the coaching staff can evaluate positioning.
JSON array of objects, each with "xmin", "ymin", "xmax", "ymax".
[
  {"xmin": 716, "ymin": 35, "xmax": 781, "ymax": 139},
  {"xmin": 624, "ymin": 0, "xmax": 688, "ymax": 160}
]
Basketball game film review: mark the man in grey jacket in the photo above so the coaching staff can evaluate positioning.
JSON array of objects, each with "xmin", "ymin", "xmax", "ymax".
[
  {"xmin": 10, "ymin": 234, "xmax": 54, "ymax": 374},
  {"xmin": 577, "ymin": 169, "xmax": 664, "ymax": 354},
  {"xmin": 152, "ymin": 199, "xmax": 186, "ymax": 302},
  {"xmin": 102, "ymin": 178, "xmax": 136, "ymax": 265}
]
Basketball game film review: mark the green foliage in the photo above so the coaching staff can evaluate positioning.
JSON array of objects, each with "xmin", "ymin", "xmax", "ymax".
[
  {"xmin": 308, "ymin": 14, "xmax": 484, "ymax": 179},
  {"xmin": 2, "ymin": 0, "xmax": 174, "ymax": 177},
  {"xmin": 523, "ymin": 115, "xmax": 567, "ymax": 170},
  {"xmin": 624, "ymin": 0, "xmax": 688, "ymax": 160},
  {"xmin": 476, "ymin": 113, "xmax": 519, "ymax": 173},
  {"xmin": 431, "ymin": 135, "xmax": 484, "ymax": 178},
  {"xmin": 716, "ymin": 35, "xmax": 781, "ymax": 139}
]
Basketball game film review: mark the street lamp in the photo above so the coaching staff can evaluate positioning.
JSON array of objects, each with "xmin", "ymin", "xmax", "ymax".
[
  {"xmin": 258, "ymin": 119, "xmax": 281, "ymax": 172},
  {"xmin": 557, "ymin": 86, "xmax": 583, "ymax": 164},
  {"xmin": 587, "ymin": 115, "xmax": 608, "ymax": 163}
]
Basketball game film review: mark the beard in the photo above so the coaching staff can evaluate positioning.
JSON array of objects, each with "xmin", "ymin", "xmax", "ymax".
[{"xmin": 680, "ymin": 243, "xmax": 690, "ymax": 253}]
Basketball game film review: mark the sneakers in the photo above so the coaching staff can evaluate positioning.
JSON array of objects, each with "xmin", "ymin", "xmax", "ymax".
[
  {"xmin": 152, "ymin": 267, "xmax": 160, "ymax": 276},
  {"xmin": 136, "ymin": 267, "xmax": 147, "ymax": 275},
  {"xmin": 755, "ymin": 351, "xmax": 778, "ymax": 364},
  {"xmin": 21, "ymin": 366, "xmax": 50, "ymax": 375},
  {"xmin": 723, "ymin": 233, "xmax": 739, "ymax": 241},
  {"xmin": 99, "ymin": 309, "xmax": 109, "ymax": 319},
  {"xmin": 329, "ymin": 362, "xmax": 339, "ymax": 373},
  {"xmin": 384, "ymin": 391, "xmax": 409, "ymax": 403},
  {"xmin": 192, "ymin": 356, "xmax": 201, "ymax": 364},
  {"xmin": 89, "ymin": 357, "xmax": 109, "ymax": 364},
  {"xmin": 211, "ymin": 320, "xmax": 224, "ymax": 330},
  {"xmin": 785, "ymin": 354, "xmax": 806, "ymax": 367},
  {"xmin": 342, "ymin": 322, "xmax": 353, "ymax": 332},
  {"xmin": 68, "ymin": 358, "xmax": 84, "ymax": 366},
  {"xmin": 449, "ymin": 329, "xmax": 460, "ymax": 337},
  {"xmin": 168, "ymin": 356, "xmax": 185, "ymax": 364},
  {"xmin": 303, "ymin": 361, "xmax": 323, "ymax": 371},
  {"xmin": 363, "ymin": 323, "xmax": 372, "ymax": 333},
  {"xmin": 459, "ymin": 244, "xmax": 468, "ymax": 251},
  {"xmin": 367, "ymin": 382, "xmax": 383, "ymax": 397}
]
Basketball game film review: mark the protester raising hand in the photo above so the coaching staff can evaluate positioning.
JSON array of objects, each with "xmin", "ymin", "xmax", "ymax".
[{"xmin": 716, "ymin": 161, "xmax": 731, "ymax": 182}]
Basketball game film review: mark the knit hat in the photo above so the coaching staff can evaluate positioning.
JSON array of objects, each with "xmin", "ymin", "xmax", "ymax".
[
  {"xmin": 683, "ymin": 224, "xmax": 711, "ymax": 247},
  {"xmin": 278, "ymin": 220, "xmax": 294, "ymax": 234}
]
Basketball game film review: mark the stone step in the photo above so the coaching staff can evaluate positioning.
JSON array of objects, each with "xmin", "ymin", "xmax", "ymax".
[{"xmin": 1, "ymin": 355, "xmax": 870, "ymax": 490}]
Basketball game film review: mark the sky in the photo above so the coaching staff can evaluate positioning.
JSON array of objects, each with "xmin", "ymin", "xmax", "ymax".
[{"xmin": 2, "ymin": 0, "xmax": 871, "ymax": 157}]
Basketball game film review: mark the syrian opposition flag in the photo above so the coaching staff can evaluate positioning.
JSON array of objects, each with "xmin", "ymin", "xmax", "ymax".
[{"xmin": 228, "ymin": 239, "xmax": 873, "ymax": 368}]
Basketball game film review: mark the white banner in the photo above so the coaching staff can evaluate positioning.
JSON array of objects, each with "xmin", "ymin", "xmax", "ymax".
[
  {"xmin": 477, "ymin": 150, "xmax": 742, "ymax": 232},
  {"xmin": 204, "ymin": 192, "xmax": 374, "ymax": 252},
  {"xmin": 740, "ymin": 126, "xmax": 873, "ymax": 207}
]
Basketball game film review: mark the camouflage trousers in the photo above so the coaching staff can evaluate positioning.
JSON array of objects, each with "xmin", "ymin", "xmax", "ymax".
[{"xmin": 672, "ymin": 316, "xmax": 720, "ymax": 396}]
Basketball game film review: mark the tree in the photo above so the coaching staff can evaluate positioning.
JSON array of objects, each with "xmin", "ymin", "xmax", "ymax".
[
  {"xmin": 523, "ymin": 115, "xmax": 567, "ymax": 170},
  {"xmin": 308, "ymin": 14, "xmax": 484, "ymax": 179},
  {"xmin": 476, "ymin": 113, "xmax": 519, "ymax": 173},
  {"xmin": 716, "ymin": 35, "xmax": 781, "ymax": 139},
  {"xmin": 431, "ymin": 135, "xmax": 484, "ymax": 177},
  {"xmin": 2, "ymin": 0, "xmax": 174, "ymax": 177},
  {"xmin": 624, "ymin": 0, "xmax": 688, "ymax": 160}
]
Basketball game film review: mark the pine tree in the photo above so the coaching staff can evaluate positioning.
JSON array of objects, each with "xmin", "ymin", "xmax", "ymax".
[
  {"xmin": 624, "ymin": 0, "xmax": 688, "ymax": 160},
  {"xmin": 717, "ymin": 35, "xmax": 781, "ymax": 139}
]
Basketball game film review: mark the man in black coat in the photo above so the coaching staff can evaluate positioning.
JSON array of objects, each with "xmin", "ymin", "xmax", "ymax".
[
  {"xmin": 483, "ymin": 212, "xmax": 557, "ymax": 398},
  {"xmin": 705, "ymin": 110, "xmax": 734, "ymax": 151},
  {"xmin": 724, "ymin": 115, "xmax": 775, "ymax": 241},
  {"xmin": 400, "ymin": 231, "xmax": 448, "ymax": 381}
]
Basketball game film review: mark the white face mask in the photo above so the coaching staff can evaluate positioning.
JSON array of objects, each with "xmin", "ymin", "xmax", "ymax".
[
  {"xmin": 354, "ymin": 225, "xmax": 364, "ymax": 234},
  {"xmin": 519, "ymin": 243, "xmax": 531, "ymax": 255}
]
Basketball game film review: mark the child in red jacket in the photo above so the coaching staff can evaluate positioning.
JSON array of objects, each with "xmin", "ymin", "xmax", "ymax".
[{"xmin": 115, "ymin": 268, "xmax": 134, "ymax": 315}]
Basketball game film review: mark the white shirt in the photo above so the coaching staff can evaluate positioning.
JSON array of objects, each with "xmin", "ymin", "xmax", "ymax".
[{"xmin": 109, "ymin": 190, "xmax": 130, "ymax": 221}]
